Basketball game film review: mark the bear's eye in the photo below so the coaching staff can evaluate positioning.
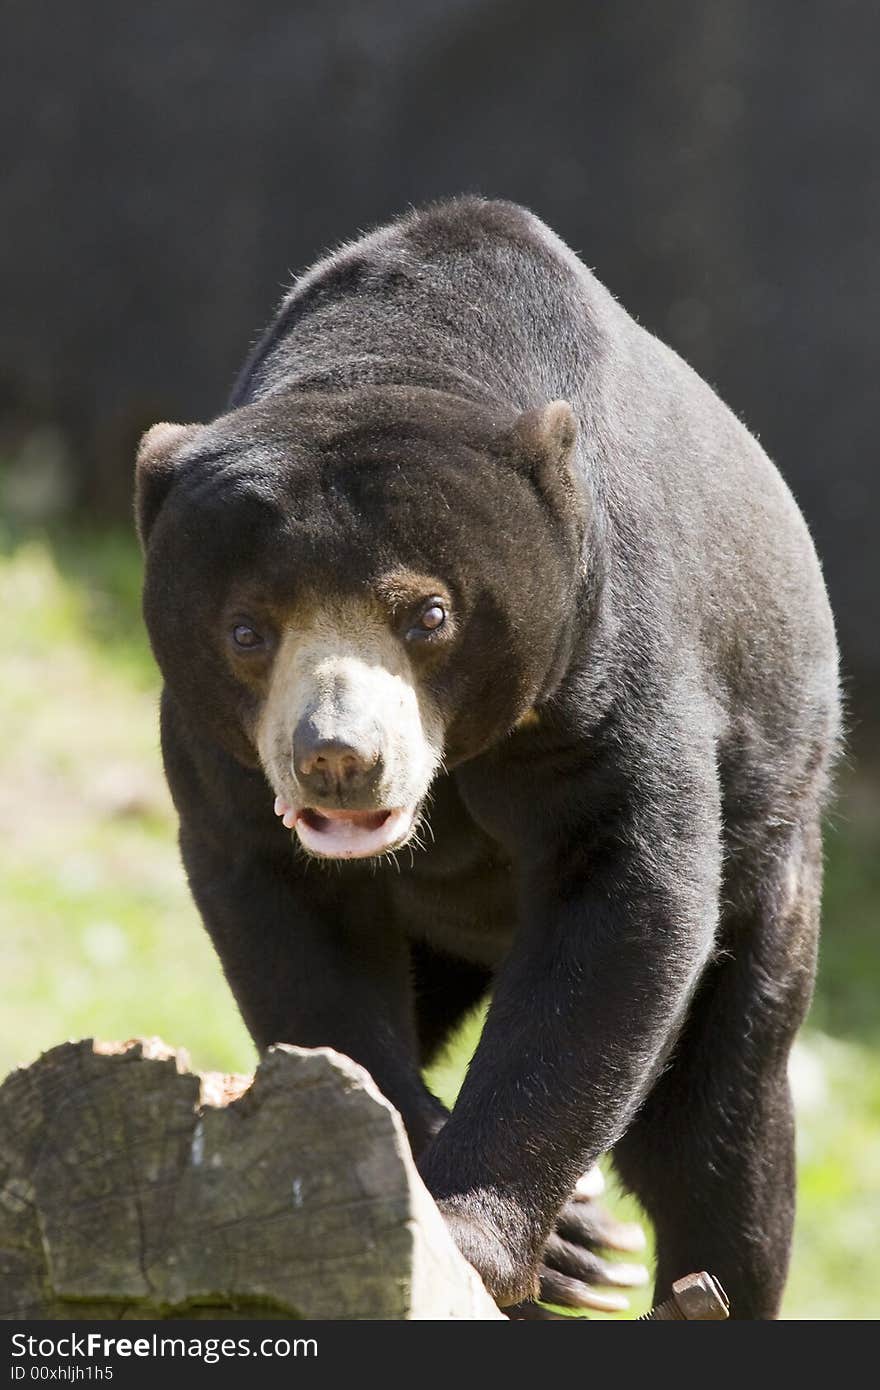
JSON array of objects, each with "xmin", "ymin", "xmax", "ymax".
[
  {"xmin": 231, "ymin": 622, "xmax": 264, "ymax": 650},
  {"xmin": 407, "ymin": 599, "xmax": 446, "ymax": 640}
]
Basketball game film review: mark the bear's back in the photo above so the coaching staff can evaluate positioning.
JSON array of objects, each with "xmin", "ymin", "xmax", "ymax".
[
  {"xmin": 232, "ymin": 197, "xmax": 619, "ymax": 417},
  {"xmin": 232, "ymin": 198, "xmax": 839, "ymax": 761}
]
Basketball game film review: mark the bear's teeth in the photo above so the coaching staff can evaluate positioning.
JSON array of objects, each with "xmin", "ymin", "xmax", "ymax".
[
  {"xmin": 282, "ymin": 809, "xmax": 297, "ymax": 829},
  {"xmin": 274, "ymin": 796, "xmax": 289, "ymax": 817}
]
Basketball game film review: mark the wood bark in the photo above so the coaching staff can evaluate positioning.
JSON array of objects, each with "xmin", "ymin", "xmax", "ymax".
[{"xmin": 0, "ymin": 1038, "xmax": 502, "ymax": 1320}]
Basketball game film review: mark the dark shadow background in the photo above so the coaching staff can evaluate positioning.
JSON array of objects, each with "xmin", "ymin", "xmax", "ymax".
[{"xmin": 1, "ymin": 0, "xmax": 878, "ymax": 734}]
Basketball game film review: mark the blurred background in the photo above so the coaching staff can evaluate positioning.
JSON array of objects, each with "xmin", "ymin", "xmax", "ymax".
[{"xmin": 1, "ymin": 0, "xmax": 877, "ymax": 1319}]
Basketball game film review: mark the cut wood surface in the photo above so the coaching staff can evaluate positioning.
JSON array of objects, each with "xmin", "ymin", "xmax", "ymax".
[{"xmin": 0, "ymin": 1038, "xmax": 502, "ymax": 1320}]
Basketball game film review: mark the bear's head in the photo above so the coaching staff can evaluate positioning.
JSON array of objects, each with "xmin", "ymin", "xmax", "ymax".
[{"xmin": 136, "ymin": 387, "xmax": 587, "ymax": 860}]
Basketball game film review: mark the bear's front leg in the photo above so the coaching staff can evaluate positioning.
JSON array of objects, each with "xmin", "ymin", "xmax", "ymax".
[
  {"xmin": 422, "ymin": 752, "xmax": 721, "ymax": 1308},
  {"xmin": 181, "ymin": 832, "xmax": 449, "ymax": 1155},
  {"xmin": 527, "ymin": 1166, "xmax": 649, "ymax": 1313}
]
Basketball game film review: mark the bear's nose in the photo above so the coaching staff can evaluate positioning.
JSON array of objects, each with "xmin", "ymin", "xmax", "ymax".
[{"xmin": 292, "ymin": 719, "xmax": 381, "ymax": 797}]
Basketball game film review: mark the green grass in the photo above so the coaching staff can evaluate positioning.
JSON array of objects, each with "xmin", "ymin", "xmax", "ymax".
[
  {"xmin": 0, "ymin": 520, "xmax": 877, "ymax": 1319},
  {"xmin": 0, "ymin": 526, "xmax": 253, "ymax": 1076}
]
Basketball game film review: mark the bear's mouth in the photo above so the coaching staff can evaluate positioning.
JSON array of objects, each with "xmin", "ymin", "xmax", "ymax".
[{"xmin": 273, "ymin": 799, "xmax": 416, "ymax": 859}]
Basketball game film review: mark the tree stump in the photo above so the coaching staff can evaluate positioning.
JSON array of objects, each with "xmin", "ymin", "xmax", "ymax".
[{"xmin": 0, "ymin": 1038, "xmax": 502, "ymax": 1320}]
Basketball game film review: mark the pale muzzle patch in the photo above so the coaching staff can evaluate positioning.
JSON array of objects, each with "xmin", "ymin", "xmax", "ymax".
[{"xmin": 255, "ymin": 599, "xmax": 445, "ymax": 859}]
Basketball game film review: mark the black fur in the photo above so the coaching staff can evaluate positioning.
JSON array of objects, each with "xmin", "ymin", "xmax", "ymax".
[{"xmin": 138, "ymin": 198, "xmax": 840, "ymax": 1317}]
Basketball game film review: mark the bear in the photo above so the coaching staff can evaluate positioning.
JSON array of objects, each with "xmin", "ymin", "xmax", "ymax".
[{"xmin": 135, "ymin": 197, "xmax": 840, "ymax": 1319}]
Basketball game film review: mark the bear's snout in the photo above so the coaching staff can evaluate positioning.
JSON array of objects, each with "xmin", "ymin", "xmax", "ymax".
[{"xmin": 292, "ymin": 719, "xmax": 383, "ymax": 803}]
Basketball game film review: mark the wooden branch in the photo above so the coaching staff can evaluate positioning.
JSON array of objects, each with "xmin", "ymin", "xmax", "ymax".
[{"xmin": 0, "ymin": 1039, "xmax": 502, "ymax": 1320}]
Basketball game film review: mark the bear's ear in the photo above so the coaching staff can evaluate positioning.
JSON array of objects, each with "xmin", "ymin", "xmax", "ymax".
[
  {"xmin": 134, "ymin": 421, "xmax": 201, "ymax": 548},
  {"xmin": 512, "ymin": 400, "xmax": 585, "ymax": 523},
  {"xmin": 514, "ymin": 399, "xmax": 578, "ymax": 466}
]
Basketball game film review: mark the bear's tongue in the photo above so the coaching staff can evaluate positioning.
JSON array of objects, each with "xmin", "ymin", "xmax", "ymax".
[{"xmin": 291, "ymin": 805, "xmax": 414, "ymax": 859}]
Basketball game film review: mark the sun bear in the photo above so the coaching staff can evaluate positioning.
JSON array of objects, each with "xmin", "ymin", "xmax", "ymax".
[{"xmin": 136, "ymin": 197, "xmax": 839, "ymax": 1318}]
